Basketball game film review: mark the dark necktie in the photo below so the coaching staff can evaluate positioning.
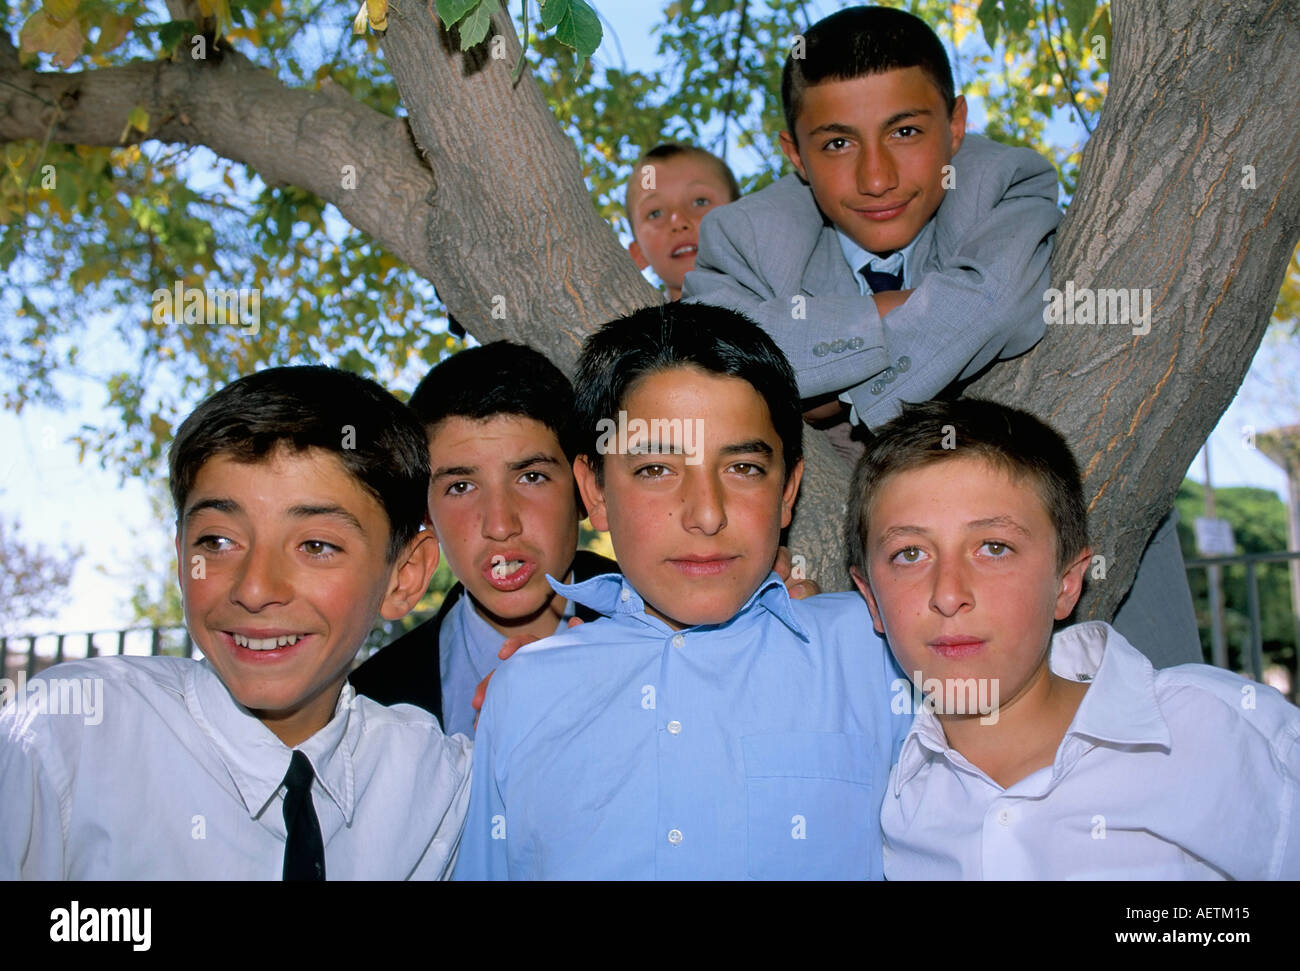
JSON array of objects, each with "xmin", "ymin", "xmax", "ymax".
[
  {"xmin": 861, "ymin": 266, "xmax": 903, "ymax": 293},
  {"xmin": 282, "ymin": 750, "xmax": 326, "ymax": 881}
]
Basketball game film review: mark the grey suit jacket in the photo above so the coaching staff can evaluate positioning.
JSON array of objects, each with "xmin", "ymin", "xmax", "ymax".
[{"xmin": 682, "ymin": 134, "xmax": 1062, "ymax": 429}]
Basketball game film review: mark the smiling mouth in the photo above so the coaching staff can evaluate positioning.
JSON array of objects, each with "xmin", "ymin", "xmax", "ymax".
[
  {"xmin": 855, "ymin": 201, "xmax": 909, "ymax": 220},
  {"xmin": 231, "ymin": 632, "xmax": 306, "ymax": 651},
  {"xmin": 671, "ymin": 243, "xmax": 698, "ymax": 258}
]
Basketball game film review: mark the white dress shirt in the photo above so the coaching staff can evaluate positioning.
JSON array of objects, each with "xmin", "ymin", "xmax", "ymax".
[
  {"xmin": 0, "ymin": 655, "xmax": 472, "ymax": 879},
  {"xmin": 883, "ymin": 621, "xmax": 1300, "ymax": 880}
]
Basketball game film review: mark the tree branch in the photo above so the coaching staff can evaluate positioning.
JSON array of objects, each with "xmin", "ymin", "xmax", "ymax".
[{"xmin": 0, "ymin": 48, "xmax": 443, "ymax": 282}]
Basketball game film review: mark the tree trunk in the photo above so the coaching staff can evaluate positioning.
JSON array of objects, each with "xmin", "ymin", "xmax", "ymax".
[{"xmin": 969, "ymin": 0, "xmax": 1300, "ymax": 619}]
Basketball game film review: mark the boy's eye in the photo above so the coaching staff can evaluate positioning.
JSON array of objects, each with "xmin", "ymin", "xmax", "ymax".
[
  {"xmin": 645, "ymin": 208, "xmax": 662, "ymax": 220},
  {"xmin": 892, "ymin": 125, "xmax": 921, "ymax": 138},
  {"xmin": 518, "ymin": 470, "xmax": 550, "ymax": 485},
  {"xmin": 446, "ymin": 480, "xmax": 475, "ymax": 496},
  {"xmin": 728, "ymin": 462, "xmax": 764, "ymax": 477},
  {"xmin": 891, "ymin": 546, "xmax": 926, "ymax": 565},
  {"xmin": 981, "ymin": 541, "xmax": 1011, "ymax": 557},
  {"xmin": 300, "ymin": 540, "xmax": 341, "ymax": 558},
  {"xmin": 194, "ymin": 534, "xmax": 234, "ymax": 553},
  {"xmin": 822, "ymin": 137, "xmax": 850, "ymax": 152},
  {"xmin": 692, "ymin": 196, "xmax": 715, "ymax": 207},
  {"xmin": 634, "ymin": 463, "xmax": 672, "ymax": 478}
]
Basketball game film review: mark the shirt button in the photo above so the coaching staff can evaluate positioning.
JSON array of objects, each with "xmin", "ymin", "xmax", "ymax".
[
  {"xmin": 620, "ymin": 587, "xmax": 630, "ymax": 602},
  {"xmin": 667, "ymin": 828, "xmax": 683, "ymax": 846},
  {"xmin": 997, "ymin": 809, "xmax": 1011, "ymax": 826},
  {"xmin": 667, "ymin": 720, "xmax": 682, "ymax": 735},
  {"xmin": 672, "ymin": 634, "xmax": 685, "ymax": 649}
]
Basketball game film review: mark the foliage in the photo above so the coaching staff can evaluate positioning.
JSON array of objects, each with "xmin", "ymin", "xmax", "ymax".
[
  {"xmin": 0, "ymin": 513, "xmax": 82, "ymax": 635},
  {"xmin": 1175, "ymin": 479, "xmax": 1298, "ymax": 674}
]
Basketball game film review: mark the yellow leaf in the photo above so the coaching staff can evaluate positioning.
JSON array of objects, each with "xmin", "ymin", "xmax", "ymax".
[
  {"xmin": 367, "ymin": 0, "xmax": 388, "ymax": 31},
  {"xmin": 149, "ymin": 414, "xmax": 172, "ymax": 444},
  {"xmin": 20, "ymin": 10, "xmax": 85, "ymax": 67},
  {"xmin": 43, "ymin": 0, "xmax": 79, "ymax": 24},
  {"xmin": 352, "ymin": 1, "xmax": 368, "ymax": 34},
  {"xmin": 119, "ymin": 106, "xmax": 149, "ymax": 143}
]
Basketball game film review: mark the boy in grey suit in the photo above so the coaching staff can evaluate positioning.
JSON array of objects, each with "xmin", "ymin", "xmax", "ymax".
[{"xmin": 684, "ymin": 4, "xmax": 1200, "ymax": 667}]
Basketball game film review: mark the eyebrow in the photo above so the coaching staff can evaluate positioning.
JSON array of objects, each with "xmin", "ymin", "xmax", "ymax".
[
  {"xmin": 508, "ymin": 453, "xmax": 563, "ymax": 472},
  {"xmin": 876, "ymin": 516, "xmax": 1032, "ymax": 546},
  {"xmin": 808, "ymin": 109, "xmax": 933, "ymax": 139},
  {"xmin": 720, "ymin": 440, "xmax": 775, "ymax": 458},
  {"xmin": 183, "ymin": 499, "xmax": 365, "ymax": 534}
]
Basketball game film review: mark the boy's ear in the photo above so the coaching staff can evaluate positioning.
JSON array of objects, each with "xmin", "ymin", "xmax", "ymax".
[
  {"xmin": 1054, "ymin": 546, "xmax": 1092, "ymax": 621},
  {"xmin": 947, "ymin": 95, "xmax": 968, "ymax": 158},
  {"xmin": 778, "ymin": 130, "xmax": 808, "ymax": 182},
  {"xmin": 627, "ymin": 240, "xmax": 650, "ymax": 271},
  {"xmin": 849, "ymin": 564, "xmax": 887, "ymax": 637},
  {"xmin": 379, "ymin": 531, "xmax": 440, "ymax": 622},
  {"xmin": 779, "ymin": 457, "xmax": 804, "ymax": 529},
  {"xmin": 573, "ymin": 456, "xmax": 609, "ymax": 532}
]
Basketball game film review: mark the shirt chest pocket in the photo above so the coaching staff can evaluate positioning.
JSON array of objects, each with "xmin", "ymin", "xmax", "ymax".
[{"xmin": 742, "ymin": 732, "xmax": 878, "ymax": 881}]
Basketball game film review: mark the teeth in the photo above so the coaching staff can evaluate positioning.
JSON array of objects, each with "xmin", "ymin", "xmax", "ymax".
[
  {"xmin": 490, "ymin": 557, "xmax": 526, "ymax": 579},
  {"xmin": 232, "ymin": 633, "xmax": 303, "ymax": 651}
]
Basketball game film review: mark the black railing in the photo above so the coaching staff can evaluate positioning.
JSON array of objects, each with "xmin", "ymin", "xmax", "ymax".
[{"xmin": 1184, "ymin": 549, "xmax": 1300, "ymax": 686}]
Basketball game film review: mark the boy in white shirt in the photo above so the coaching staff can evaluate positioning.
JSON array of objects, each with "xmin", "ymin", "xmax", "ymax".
[
  {"xmin": 0, "ymin": 365, "xmax": 471, "ymax": 879},
  {"xmin": 846, "ymin": 398, "xmax": 1300, "ymax": 879}
]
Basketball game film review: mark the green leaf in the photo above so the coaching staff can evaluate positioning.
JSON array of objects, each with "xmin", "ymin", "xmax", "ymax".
[
  {"xmin": 976, "ymin": 0, "xmax": 999, "ymax": 50},
  {"xmin": 1061, "ymin": 0, "xmax": 1096, "ymax": 44},
  {"xmin": 157, "ymin": 20, "xmax": 192, "ymax": 53},
  {"xmin": 538, "ymin": 0, "xmax": 566, "ymax": 31},
  {"xmin": 457, "ymin": 0, "xmax": 498, "ymax": 50},
  {"xmin": 1004, "ymin": 0, "xmax": 1033, "ymax": 36},
  {"xmin": 435, "ymin": 0, "xmax": 480, "ymax": 26},
  {"xmin": 549, "ymin": 0, "xmax": 600, "ymax": 58}
]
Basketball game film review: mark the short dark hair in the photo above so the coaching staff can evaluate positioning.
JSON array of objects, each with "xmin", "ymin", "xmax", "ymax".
[
  {"xmin": 169, "ymin": 365, "xmax": 429, "ymax": 563},
  {"xmin": 782, "ymin": 5, "xmax": 956, "ymax": 139},
  {"xmin": 408, "ymin": 341, "xmax": 579, "ymax": 462},
  {"xmin": 573, "ymin": 303, "xmax": 802, "ymax": 481},
  {"xmin": 845, "ymin": 398, "xmax": 1090, "ymax": 577},
  {"xmin": 625, "ymin": 143, "xmax": 742, "ymax": 226}
]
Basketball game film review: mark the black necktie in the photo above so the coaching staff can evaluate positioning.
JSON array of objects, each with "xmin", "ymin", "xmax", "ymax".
[
  {"xmin": 861, "ymin": 267, "xmax": 903, "ymax": 293},
  {"xmin": 282, "ymin": 750, "xmax": 326, "ymax": 881}
]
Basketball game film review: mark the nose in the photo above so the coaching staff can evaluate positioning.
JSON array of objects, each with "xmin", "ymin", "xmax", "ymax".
[
  {"xmin": 857, "ymin": 140, "xmax": 898, "ymax": 197},
  {"xmin": 230, "ymin": 543, "xmax": 292, "ymax": 612},
  {"xmin": 482, "ymin": 489, "xmax": 522, "ymax": 542},
  {"xmin": 680, "ymin": 468, "xmax": 726, "ymax": 536},
  {"xmin": 667, "ymin": 203, "xmax": 693, "ymax": 231},
  {"xmin": 929, "ymin": 554, "xmax": 974, "ymax": 617}
]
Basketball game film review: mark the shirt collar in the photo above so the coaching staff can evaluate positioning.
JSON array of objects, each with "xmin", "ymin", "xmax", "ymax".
[
  {"xmin": 185, "ymin": 659, "xmax": 360, "ymax": 822},
  {"xmin": 892, "ymin": 621, "xmax": 1171, "ymax": 795},
  {"xmin": 546, "ymin": 570, "xmax": 808, "ymax": 640},
  {"xmin": 835, "ymin": 224, "xmax": 929, "ymax": 289},
  {"xmin": 1049, "ymin": 620, "xmax": 1172, "ymax": 750}
]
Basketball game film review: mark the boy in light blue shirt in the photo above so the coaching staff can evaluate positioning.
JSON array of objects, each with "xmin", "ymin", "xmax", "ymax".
[{"xmin": 455, "ymin": 302, "xmax": 909, "ymax": 880}]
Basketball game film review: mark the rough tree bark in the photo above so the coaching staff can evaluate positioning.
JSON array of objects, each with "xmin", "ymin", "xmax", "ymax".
[
  {"xmin": 2, "ymin": 0, "xmax": 1297, "ymax": 607},
  {"xmin": 968, "ymin": 0, "xmax": 1300, "ymax": 620}
]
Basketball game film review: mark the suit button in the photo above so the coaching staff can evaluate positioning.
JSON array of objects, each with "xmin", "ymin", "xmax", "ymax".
[
  {"xmin": 830, "ymin": 339, "xmax": 847, "ymax": 353},
  {"xmin": 897, "ymin": 356, "xmax": 911, "ymax": 372},
  {"xmin": 871, "ymin": 382, "xmax": 885, "ymax": 395},
  {"xmin": 849, "ymin": 337, "xmax": 865, "ymax": 350},
  {"xmin": 812, "ymin": 342, "xmax": 829, "ymax": 357},
  {"xmin": 882, "ymin": 367, "xmax": 896, "ymax": 382}
]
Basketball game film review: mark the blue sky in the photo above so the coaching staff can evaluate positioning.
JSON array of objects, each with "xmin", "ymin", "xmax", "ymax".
[{"xmin": 2, "ymin": 1, "xmax": 1295, "ymax": 638}]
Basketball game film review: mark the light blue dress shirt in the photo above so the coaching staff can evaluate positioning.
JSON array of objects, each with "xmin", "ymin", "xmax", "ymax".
[
  {"xmin": 883, "ymin": 621, "xmax": 1300, "ymax": 879},
  {"xmin": 440, "ymin": 588, "xmax": 578, "ymax": 738},
  {"xmin": 0, "ymin": 655, "xmax": 472, "ymax": 879},
  {"xmin": 454, "ymin": 572, "xmax": 910, "ymax": 880}
]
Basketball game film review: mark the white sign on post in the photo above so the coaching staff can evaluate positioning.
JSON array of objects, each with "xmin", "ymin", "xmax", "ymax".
[{"xmin": 1194, "ymin": 517, "xmax": 1235, "ymax": 556}]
